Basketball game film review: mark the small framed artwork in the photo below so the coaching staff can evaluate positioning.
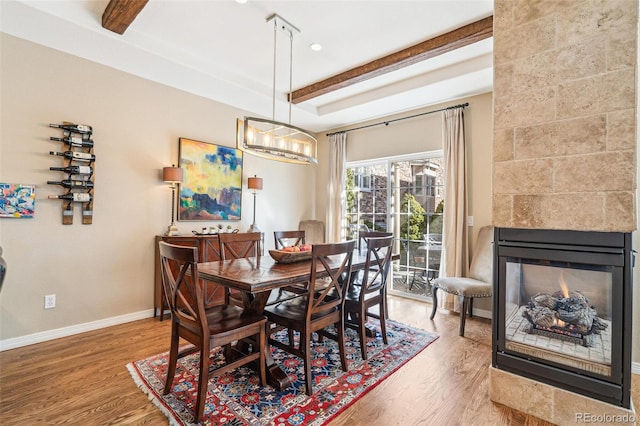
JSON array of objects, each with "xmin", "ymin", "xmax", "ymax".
[
  {"xmin": 0, "ymin": 183, "xmax": 36, "ymax": 218},
  {"xmin": 178, "ymin": 138, "xmax": 243, "ymax": 221}
]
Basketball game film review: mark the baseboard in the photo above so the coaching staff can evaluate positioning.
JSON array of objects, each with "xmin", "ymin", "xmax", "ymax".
[
  {"xmin": 471, "ymin": 307, "xmax": 491, "ymax": 319},
  {"xmin": 633, "ymin": 362, "xmax": 640, "ymax": 375},
  {"xmin": 0, "ymin": 309, "xmax": 155, "ymax": 351}
]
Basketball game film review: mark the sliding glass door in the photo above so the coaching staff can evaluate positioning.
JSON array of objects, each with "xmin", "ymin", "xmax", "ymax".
[{"xmin": 345, "ymin": 153, "xmax": 444, "ymax": 301}]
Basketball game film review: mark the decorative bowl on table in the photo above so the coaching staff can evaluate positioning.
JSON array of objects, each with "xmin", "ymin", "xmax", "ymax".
[{"xmin": 269, "ymin": 249, "xmax": 313, "ymax": 263}]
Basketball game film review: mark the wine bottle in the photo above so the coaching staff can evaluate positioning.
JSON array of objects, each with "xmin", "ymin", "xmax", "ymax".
[
  {"xmin": 48, "ymin": 193, "xmax": 91, "ymax": 202},
  {"xmin": 49, "ymin": 123, "xmax": 92, "ymax": 135},
  {"xmin": 50, "ymin": 136, "xmax": 94, "ymax": 148},
  {"xmin": 50, "ymin": 165, "xmax": 93, "ymax": 175},
  {"xmin": 47, "ymin": 180, "xmax": 94, "ymax": 189},
  {"xmin": 49, "ymin": 151, "xmax": 95, "ymax": 162}
]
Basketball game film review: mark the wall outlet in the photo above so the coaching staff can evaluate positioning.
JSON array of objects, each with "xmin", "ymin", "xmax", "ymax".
[
  {"xmin": 44, "ymin": 294, "xmax": 56, "ymax": 309},
  {"xmin": 467, "ymin": 215, "xmax": 474, "ymax": 226}
]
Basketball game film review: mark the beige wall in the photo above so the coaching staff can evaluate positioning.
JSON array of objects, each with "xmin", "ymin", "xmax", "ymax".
[
  {"xmin": 0, "ymin": 34, "xmax": 316, "ymax": 343},
  {"xmin": 317, "ymin": 92, "xmax": 494, "ymax": 312}
]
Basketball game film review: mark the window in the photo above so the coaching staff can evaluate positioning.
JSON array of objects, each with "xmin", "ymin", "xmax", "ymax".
[
  {"xmin": 353, "ymin": 167, "xmax": 372, "ymax": 191},
  {"xmin": 345, "ymin": 153, "xmax": 444, "ymax": 302}
]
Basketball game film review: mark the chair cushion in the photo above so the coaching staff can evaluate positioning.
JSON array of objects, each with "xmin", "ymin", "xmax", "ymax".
[
  {"xmin": 432, "ymin": 277, "xmax": 492, "ymax": 298},
  {"xmin": 178, "ymin": 304, "xmax": 265, "ymax": 336},
  {"xmin": 264, "ymin": 296, "xmax": 338, "ymax": 322}
]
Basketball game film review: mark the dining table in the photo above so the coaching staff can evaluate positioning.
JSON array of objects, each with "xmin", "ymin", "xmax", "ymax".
[{"xmin": 197, "ymin": 250, "xmax": 383, "ymax": 391}]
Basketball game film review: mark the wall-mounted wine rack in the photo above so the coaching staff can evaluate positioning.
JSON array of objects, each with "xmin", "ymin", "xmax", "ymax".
[{"xmin": 47, "ymin": 121, "xmax": 95, "ymax": 225}]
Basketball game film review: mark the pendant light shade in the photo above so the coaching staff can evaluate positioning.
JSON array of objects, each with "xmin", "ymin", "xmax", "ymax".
[
  {"xmin": 236, "ymin": 13, "xmax": 318, "ymax": 165},
  {"xmin": 237, "ymin": 118, "xmax": 317, "ymax": 165}
]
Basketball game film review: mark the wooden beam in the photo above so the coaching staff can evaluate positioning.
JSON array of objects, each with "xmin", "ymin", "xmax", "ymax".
[
  {"xmin": 102, "ymin": 0, "xmax": 149, "ymax": 35},
  {"xmin": 290, "ymin": 15, "xmax": 493, "ymax": 104}
]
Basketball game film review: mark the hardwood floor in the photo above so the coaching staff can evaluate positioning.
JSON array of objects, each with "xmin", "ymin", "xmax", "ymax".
[{"xmin": 0, "ymin": 296, "xmax": 637, "ymax": 425}]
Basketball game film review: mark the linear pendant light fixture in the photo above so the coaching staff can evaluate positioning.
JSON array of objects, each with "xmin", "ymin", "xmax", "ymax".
[{"xmin": 236, "ymin": 13, "xmax": 318, "ymax": 165}]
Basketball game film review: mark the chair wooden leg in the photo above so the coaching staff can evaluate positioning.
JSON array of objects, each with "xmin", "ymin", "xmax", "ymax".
[
  {"xmin": 163, "ymin": 323, "xmax": 180, "ymax": 395},
  {"xmin": 258, "ymin": 325, "xmax": 267, "ymax": 387},
  {"xmin": 337, "ymin": 317, "xmax": 348, "ymax": 371},
  {"xmin": 459, "ymin": 295, "xmax": 467, "ymax": 336},
  {"xmin": 195, "ymin": 345, "xmax": 209, "ymax": 423},
  {"xmin": 358, "ymin": 309, "xmax": 367, "ymax": 360},
  {"xmin": 429, "ymin": 287, "xmax": 439, "ymax": 320},
  {"xmin": 468, "ymin": 297, "xmax": 474, "ymax": 318},
  {"xmin": 379, "ymin": 298, "xmax": 388, "ymax": 345},
  {"xmin": 302, "ymin": 331, "xmax": 313, "ymax": 396}
]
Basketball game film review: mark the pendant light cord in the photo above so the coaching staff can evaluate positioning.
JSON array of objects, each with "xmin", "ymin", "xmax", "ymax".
[
  {"xmin": 272, "ymin": 19, "xmax": 277, "ymax": 122},
  {"xmin": 288, "ymin": 29, "xmax": 293, "ymax": 125}
]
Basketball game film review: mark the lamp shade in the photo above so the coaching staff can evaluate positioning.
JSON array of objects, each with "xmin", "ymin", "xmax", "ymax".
[
  {"xmin": 163, "ymin": 166, "xmax": 183, "ymax": 183},
  {"xmin": 248, "ymin": 175, "xmax": 263, "ymax": 190}
]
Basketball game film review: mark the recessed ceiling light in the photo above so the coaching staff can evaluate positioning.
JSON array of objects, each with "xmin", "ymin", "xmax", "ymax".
[
  {"xmin": 310, "ymin": 43, "xmax": 322, "ymax": 51},
  {"xmin": 235, "ymin": 0, "xmax": 247, "ymax": 4}
]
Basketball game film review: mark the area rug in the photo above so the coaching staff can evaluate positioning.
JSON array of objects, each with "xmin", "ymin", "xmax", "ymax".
[{"xmin": 127, "ymin": 319, "xmax": 438, "ymax": 425}]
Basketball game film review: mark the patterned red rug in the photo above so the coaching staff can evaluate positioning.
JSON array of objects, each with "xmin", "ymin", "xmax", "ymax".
[{"xmin": 127, "ymin": 319, "xmax": 438, "ymax": 425}]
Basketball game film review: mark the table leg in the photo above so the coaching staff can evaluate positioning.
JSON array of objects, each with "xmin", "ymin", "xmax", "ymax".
[{"xmin": 246, "ymin": 292, "xmax": 293, "ymax": 391}]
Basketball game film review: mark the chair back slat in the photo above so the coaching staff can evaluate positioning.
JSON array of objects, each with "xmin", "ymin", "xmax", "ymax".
[
  {"xmin": 358, "ymin": 231, "xmax": 392, "ymax": 251},
  {"xmin": 159, "ymin": 241, "xmax": 207, "ymax": 332},
  {"xmin": 359, "ymin": 236, "xmax": 394, "ymax": 298},
  {"xmin": 307, "ymin": 240, "xmax": 355, "ymax": 320},
  {"xmin": 219, "ymin": 232, "xmax": 261, "ymax": 260},
  {"xmin": 274, "ymin": 230, "xmax": 305, "ymax": 249}
]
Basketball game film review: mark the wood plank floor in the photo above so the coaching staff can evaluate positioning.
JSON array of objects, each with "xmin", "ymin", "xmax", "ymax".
[{"xmin": 1, "ymin": 296, "xmax": 637, "ymax": 425}]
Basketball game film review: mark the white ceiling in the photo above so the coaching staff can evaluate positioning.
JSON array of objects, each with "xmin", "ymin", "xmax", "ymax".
[{"xmin": 0, "ymin": 0, "xmax": 494, "ymax": 133}]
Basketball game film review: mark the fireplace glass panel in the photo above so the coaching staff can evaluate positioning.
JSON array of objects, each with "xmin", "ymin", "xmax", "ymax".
[{"xmin": 504, "ymin": 257, "xmax": 613, "ymax": 378}]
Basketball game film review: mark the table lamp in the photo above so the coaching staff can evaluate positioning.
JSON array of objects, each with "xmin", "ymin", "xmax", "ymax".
[
  {"xmin": 247, "ymin": 175, "xmax": 262, "ymax": 233},
  {"xmin": 163, "ymin": 165, "xmax": 183, "ymax": 236}
]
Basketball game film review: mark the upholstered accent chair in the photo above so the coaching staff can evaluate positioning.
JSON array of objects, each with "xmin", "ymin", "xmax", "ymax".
[
  {"xmin": 299, "ymin": 220, "xmax": 325, "ymax": 244},
  {"xmin": 430, "ymin": 226, "xmax": 494, "ymax": 336}
]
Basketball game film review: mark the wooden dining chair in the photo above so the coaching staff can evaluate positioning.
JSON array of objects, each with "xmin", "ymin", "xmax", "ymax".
[
  {"xmin": 274, "ymin": 230, "xmax": 305, "ymax": 249},
  {"xmin": 218, "ymin": 232, "xmax": 261, "ymax": 305},
  {"xmin": 264, "ymin": 240, "xmax": 355, "ymax": 395},
  {"xmin": 344, "ymin": 235, "xmax": 394, "ymax": 360},
  {"xmin": 158, "ymin": 241, "xmax": 266, "ymax": 423}
]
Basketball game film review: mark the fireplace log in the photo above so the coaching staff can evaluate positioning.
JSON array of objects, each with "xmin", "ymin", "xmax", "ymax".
[{"xmin": 523, "ymin": 290, "xmax": 608, "ymax": 340}]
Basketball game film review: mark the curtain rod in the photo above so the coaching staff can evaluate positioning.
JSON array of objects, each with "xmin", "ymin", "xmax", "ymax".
[{"xmin": 325, "ymin": 102, "xmax": 469, "ymax": 137}]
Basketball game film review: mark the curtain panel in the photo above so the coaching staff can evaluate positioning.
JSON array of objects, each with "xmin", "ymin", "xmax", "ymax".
[{"xmin": 327, "ymin": 132, "xmax": 347, "ymax": 242}]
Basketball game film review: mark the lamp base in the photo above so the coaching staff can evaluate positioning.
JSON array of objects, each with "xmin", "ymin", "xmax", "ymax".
[
  {"xmin": 247, "ymin": 224, "xmax": 260, "ymax": 233},
  {"xmin": 166, "ymin": 224, "xmax": 180, "ymax": 236}
]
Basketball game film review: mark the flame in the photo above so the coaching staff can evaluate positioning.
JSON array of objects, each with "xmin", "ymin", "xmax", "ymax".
[
  {"xmin": 558, "ymin": 272, "xmax": 569, "ymax": 298},
  {"xmin": 554, "ymin": 318, "xmax": 566, "ymax": 327}
]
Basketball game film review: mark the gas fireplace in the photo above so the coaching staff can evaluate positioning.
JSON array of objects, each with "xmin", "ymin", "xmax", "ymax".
[{"xmin": 492, "ymin": 228, "xmax": 633, "ymax": 408}]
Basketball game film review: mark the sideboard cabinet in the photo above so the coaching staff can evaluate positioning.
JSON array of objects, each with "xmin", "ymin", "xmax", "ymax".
[{"xmin": 154, "ymin": 233, "xmax": 254, "ymax": 318}]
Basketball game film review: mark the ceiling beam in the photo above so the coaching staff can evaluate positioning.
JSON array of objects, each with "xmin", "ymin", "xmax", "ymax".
[
  {"xmin": 290, "ymin": 15, "xmax": 493, "ymax": 104},
  {"xmin": 102, "ymin": 0, "xmax": 149, "ymax": 35}
]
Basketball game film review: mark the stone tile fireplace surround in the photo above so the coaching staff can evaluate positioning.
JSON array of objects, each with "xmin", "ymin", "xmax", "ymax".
[{"xmin": 490, "ymin": 0, "xmax": 637, "ymax": 423}]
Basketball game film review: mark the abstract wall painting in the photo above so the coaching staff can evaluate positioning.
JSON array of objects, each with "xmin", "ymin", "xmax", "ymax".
[
  {"xmin": 0, "ymin": 183, "xmax": 36, "ymax": 218},
  {"xmin": 178, "ymin": 138, "xmax": 243, "ymax": 221}
]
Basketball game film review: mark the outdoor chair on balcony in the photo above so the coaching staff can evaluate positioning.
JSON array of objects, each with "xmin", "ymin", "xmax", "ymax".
[{"xmin": 430, "ymin": 226, "xmax": 493, "ymax": 336}]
